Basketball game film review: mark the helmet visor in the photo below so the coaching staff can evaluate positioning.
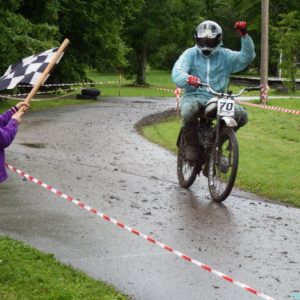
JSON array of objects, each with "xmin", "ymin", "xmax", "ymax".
[{"xmin": 196, "ymin": 37, "xmax": 219, "ymax": 49}]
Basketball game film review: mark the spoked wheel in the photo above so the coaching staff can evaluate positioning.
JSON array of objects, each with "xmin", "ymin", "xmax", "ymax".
[
  {"xmin": 177, "ymin": 133, "xmax": 199, "ymax": 188},
  {"xmin": 208, "ymin": 127, "xmax": 239, "ymax": 202}
]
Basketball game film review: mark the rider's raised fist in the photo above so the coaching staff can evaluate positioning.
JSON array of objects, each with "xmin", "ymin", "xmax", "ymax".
[
  {"xmin": 187, "ymin": 75, "xmax": 200, "ymax": 87},
  {"xmin": 234, "ymin": 21, "xmax": 248, "ymax": 37}
]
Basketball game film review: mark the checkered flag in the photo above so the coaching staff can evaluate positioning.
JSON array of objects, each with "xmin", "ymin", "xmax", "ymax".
[{"xmin": 0, "ymin": 47, "xmax": 64, "ymax": 91}]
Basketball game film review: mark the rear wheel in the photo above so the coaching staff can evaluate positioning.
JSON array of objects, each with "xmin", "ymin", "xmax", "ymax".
[
  {"xmin": 208, "ymin": 128, "xmax": 239, "ymax": 202},
  {"xmin": 177, "ymin": 131, "xmax": 199, "ymax": 188}
]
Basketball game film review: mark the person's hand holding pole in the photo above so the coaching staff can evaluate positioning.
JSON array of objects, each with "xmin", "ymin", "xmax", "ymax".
[
  {"xmin": 15, "ymin": 101, "xmax": 30, "ymax": 112},
  {"xmin": 12, "ymin": 101, "xmax": 30, "ymax": 123}
]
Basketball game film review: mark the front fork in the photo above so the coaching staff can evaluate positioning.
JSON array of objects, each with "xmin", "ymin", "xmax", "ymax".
[
  {"xmin": 214, "ymin": 117, "xmax": 221, "ymax": 157},
  {"xmin": 213, "ymin": 117, "xmax": 228, "ymax": 167}
]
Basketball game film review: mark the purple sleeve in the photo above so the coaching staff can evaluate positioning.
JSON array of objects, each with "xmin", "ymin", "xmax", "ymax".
[
  {"xmin": 0, "ymin": 109, "xmax": 14, "ymax": 127},
  {"xmin": 0, "ymin": 118, "xmax": 19, "ymax": 149}
]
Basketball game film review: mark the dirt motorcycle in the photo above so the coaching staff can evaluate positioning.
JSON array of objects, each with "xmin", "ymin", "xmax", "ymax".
[{"xmin": 177, "ymin": 83, "xmax": 260, "ymax": 202}]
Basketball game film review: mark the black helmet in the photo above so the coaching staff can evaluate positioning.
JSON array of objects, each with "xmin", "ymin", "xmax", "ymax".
[{"xmin": 194, "ymin": 20, "xmax": 222, "ymax": 56}]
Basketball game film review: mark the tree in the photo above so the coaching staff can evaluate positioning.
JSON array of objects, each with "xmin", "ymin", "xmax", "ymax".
[
  {"xmin": 124, "ymin": 0, "xmax": 207, "ymax": 85},
  {"xmin": 19, "ymin": 0, "xmax": 59, "ymax": 24},
  {"xmin": 275, "ymin": 11, "xmax": 300, "ymax": 91},
  {"xmin": 0, "ymin": 0, "xmax": 142, "ymax": 83},
  {"xmin": 1, "ymin": 0, "xmax": 300, "ymax": 85},
  {"xmin": 52, "ymin": 0, "xmax": 142, "ymax": 82},
  {"xmin": 0, "ymin": 1, "xmax": 59, "ymax": 75},
  {"xmin": 123, "ymin": 0, "xmax": 173, "ymax": 84}
]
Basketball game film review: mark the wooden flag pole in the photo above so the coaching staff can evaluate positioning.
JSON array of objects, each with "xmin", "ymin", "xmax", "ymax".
[{"xmin": 24, "ymin": 38, "xmax": 70, "ymax": 105}]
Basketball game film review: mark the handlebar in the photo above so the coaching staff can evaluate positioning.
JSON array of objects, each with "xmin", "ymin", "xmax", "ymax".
[{"xmin": 198, "ymin": 82, "xmax": 261, "ymax": 98}]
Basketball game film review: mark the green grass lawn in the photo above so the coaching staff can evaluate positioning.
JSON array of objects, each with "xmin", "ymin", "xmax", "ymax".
[
  {"xmin": 237, "ymin": 99, "xmax": 300, "ymax": 204},
  {"xmin": 0, "ymin": 236, "xmax": 128, "ymax": 300},
  {"xmin": 141, "ymin": 99, "xmax": 300, "ymax": 207}
]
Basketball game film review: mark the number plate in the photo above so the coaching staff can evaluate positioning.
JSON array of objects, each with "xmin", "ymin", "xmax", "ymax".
[{"xmin": 217, "ymin": 99, "xmax": 235, "ymax": 117}]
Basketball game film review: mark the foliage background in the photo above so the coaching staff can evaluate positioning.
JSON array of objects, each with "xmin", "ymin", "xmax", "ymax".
[{"xmin": 0, "ymin": 0, "xmax": 299, "ymax": 84}]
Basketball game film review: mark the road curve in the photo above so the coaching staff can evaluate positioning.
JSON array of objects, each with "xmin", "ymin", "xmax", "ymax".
[{"xmin": 0, "ymin": 97, "xmax": 299, "ymax": 300}]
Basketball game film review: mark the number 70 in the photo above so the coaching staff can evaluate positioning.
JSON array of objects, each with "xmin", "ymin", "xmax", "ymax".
[{"xmin": 220, "ymin": 101, "xmax": 233, "ymax": 110}]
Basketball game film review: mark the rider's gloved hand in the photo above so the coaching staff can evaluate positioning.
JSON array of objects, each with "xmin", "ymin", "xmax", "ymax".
[
  {"xmin": 187, "ymin": 75, "xmax": 200, "ymax": 87},
  {"xmin": 234, "ymin": 21, "xmax": 248, "ymax": 37}
]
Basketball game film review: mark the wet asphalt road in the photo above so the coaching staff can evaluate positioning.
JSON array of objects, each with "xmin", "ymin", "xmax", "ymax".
[{"xmin": 0, "ymin": 97, "xmax": 299, "ymax": 300}]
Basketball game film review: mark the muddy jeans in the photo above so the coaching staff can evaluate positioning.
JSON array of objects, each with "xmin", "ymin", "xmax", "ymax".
[{"xmin": 180, "ymin": 95, "xmax": 248, "ymax": 128}]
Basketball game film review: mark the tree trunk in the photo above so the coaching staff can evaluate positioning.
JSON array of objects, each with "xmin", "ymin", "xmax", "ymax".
[{"xmin": 136, "ymin": 46, "xmax": 147, "ymax": 85}]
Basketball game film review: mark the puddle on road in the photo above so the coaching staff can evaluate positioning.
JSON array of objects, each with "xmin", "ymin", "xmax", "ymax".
[{"xmin": 20, "ymin": 143, "xmax": 46, "ymax": 149}]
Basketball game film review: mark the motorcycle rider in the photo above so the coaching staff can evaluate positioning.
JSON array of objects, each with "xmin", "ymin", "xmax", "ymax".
[{"xmin": 172, "ymin": 20, "xmax": 255, "ymax": 161}]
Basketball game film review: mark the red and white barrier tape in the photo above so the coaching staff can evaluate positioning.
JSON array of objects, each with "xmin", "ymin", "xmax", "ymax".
[
  {"xmin": 260, "ymin": 84, "xmax": 270, "ymax": 104},
  {"xmin": 5, "ymin": 163, "xmax": 275, "ymax": 300},
  {"xmin": 132, "ymin": 83, "xmax": 300, "ymax": 116},
  {"xmin": 17, "ymin": 82, "xmax": 93, "ymax": 88},
  {"xmin": 237, "ymin": 100, "xmax": 300, "ymax": 115},
  {"xmin": 17, "ymin": 81, "xmax": 119, "ymax": 88},
  {"xmin": 0, "ymin": 80, "xmax": 121, "ymax": 102},
  {"xmin": 0, "ymin": 89, "xmax": 74, "ymax": 99},
  {"xmin": 3, "ymin": 78, "xmax": 298, "ymax": 117}
]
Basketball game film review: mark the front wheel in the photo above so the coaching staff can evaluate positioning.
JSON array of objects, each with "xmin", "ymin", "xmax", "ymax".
[
  {"xmin": 208, "ymin": 127, "xmax": 239, "ymax": 202},
  {"xmin": 177, "ymin": 130, "xmax": 199, "ymax": 188}
]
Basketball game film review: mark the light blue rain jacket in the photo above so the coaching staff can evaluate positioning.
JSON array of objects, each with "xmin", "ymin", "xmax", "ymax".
[{"xmin": 172, "ymin": 35, "xmax": 256, "ymax": 102}]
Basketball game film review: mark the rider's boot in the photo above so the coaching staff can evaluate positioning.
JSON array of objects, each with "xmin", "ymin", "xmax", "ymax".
[{"xmin": 182, "ymin": 125, "xmax": 200, "ymax": 161}]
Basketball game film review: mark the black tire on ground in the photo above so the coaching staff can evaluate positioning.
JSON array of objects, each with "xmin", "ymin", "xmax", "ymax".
[
  {"xmin": 208, "ymin": 127, "xmax": 239, "ymax": 202},
  {"xmin": 177, "ymin": 130, "xmax": 199, "ymax": 188},
  {"xmin": 81, "ymin": 88, "xmax": 100, "ymax": 96},
  {"xmin": 76, "ymin": 94, "xmax": 98, "ymax": 100}
]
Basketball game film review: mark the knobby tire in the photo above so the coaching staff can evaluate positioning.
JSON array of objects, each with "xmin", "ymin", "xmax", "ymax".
[
  {"xmin": 177, "ymin": 132, "xmax": 199, "ymax": 188},
  {"xmin": 208, "ymin": 127, "xmax": 239, "ymax": 202}
]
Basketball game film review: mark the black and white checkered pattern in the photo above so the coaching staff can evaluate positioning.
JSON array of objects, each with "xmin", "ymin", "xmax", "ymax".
[{"xmin": 0, "ymin": 48, "xmax": 63, "ymax": 91}]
